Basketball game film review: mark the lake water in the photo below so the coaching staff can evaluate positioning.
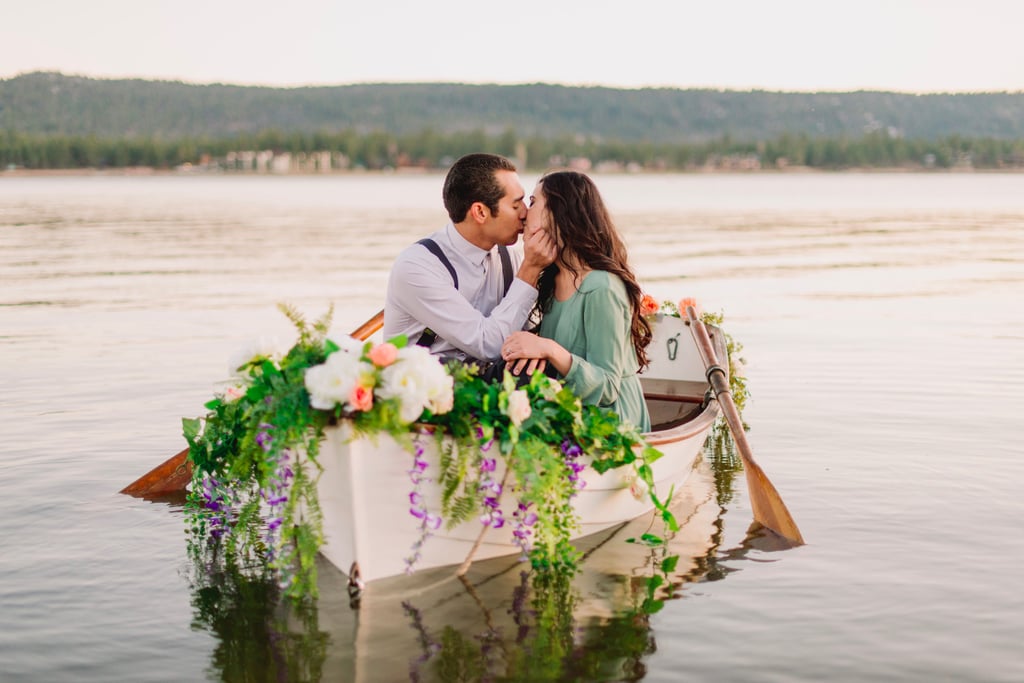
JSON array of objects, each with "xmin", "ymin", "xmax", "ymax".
[{"xmin": 1, "ymin": 171, "xmax": 1022, "ymax": 682}]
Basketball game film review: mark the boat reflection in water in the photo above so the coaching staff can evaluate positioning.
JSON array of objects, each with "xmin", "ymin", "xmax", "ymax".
[{"xmin": 186, "ymin": 431, "xmax": 788, "ymax": 682}]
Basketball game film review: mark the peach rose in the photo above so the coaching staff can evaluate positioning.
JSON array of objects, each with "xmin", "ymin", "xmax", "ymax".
[
  {"xmin": 349, "ymin": 383, "xmax": 374, "ymax": 412},
  {"xmin": 678, "ymin": 297, "xmax": 702, "ymax": 317},
  {"xmin": 367, "ymin": 342, "xmax": 399, "ymax": 368},
  {"xmin": 224, "ymin": 385, "xmax": 245, "ymax": 403},
  {"xmin": 639, "ymin": 293, "xmax": 659, "ymax": 317}
]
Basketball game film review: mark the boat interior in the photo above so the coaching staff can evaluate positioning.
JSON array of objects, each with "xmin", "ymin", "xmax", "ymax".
[{"xmin": 641, "ymin": 378, "xmax": 713, "ymax": 431}]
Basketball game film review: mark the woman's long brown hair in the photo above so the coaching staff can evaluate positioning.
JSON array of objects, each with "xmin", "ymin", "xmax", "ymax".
[{"xmin": 532, "ymin": 170, "xmax": 652, "ymax": 369}]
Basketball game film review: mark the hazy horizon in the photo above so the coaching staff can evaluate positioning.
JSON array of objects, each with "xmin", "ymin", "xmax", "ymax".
[{"xmin": 3, "ymin": 0, "xmax": 1023, "ymax": 94}]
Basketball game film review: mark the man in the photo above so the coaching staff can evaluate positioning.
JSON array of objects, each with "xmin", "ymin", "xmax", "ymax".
[{"xmin": 384, "ymin": 153, "xmax": 556, "ymax": 366}]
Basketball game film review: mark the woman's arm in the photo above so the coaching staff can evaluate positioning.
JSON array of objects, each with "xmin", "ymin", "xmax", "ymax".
[{"xmin": 557, "ymin": 282, "xmax": 635, "ymax": 406}]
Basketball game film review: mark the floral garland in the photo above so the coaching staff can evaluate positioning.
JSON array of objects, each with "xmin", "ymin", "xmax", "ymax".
[{"xmin": 183, "ymin": 304, "xmax": 670, "ymax": 602}]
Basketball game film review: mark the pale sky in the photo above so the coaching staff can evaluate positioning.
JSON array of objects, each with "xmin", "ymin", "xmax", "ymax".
[{"xmin": 2, "ymin": 0, "xmax": 1022, "ymax": 93}]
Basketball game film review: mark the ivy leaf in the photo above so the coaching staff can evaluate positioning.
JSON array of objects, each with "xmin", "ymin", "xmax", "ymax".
[
  {"xmin": 182, "ymin": 417, "xmax": 202, "ymax": 442},
  {"xmin": 642, "ymin": 598, "xmax": 665, "ymax": 614}
]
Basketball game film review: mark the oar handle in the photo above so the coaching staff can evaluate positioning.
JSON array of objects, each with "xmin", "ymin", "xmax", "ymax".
[
  {"xmin": 351, "ymin": 309, "xmax": 385, "ymax": 341},
  {"xmin": 685, "ymin": 307, "xmax": 755, "ymax": 456}
]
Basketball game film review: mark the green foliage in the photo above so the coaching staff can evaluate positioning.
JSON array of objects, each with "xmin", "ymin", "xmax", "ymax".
[
  {"xmin": 407, "ymin": 569, "xmax": 662, "ymax": 681},
  {"xmin": 184, "ymin": 306, "xmax": 671, "ymax": 602},
  {"xmin": 184, "ymin": 306, "xmax": 335, "ymax": 601},
  {"xmin": 423, "ymin": 366, "xmax": 663, "ymax": 571},
  {"xmin": 185, "ymin": 551, "xmax": 328, "ymax": 682}
]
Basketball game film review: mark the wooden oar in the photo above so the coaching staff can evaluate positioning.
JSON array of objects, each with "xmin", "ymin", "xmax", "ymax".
[
  {"xmin": 685, "ymin": 305, "xmax": 804, "ymax": 545},
  {"xmin": 120, "ymin": 309, "xmax": 386, "ymax": 497}
]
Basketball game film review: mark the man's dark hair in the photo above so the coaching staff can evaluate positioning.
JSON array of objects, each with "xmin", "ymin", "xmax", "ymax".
[{"xmin": 442, "ymin": 153, "xmax": 518, "ymax": 223}]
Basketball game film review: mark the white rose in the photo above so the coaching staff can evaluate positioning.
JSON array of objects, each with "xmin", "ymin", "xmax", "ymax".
[
  {"xmin": 228, "ymin": 335, "xmax": 285, "ymax": 377},
  {"xmin": 304, "ymin": 350, "xmax": 371, "ymax": 410},
  {"xmin": 537, "ymin": 376, "xmax": 564, "ymax": 401},
  {"xmin": 505, "ymin": 389, "xmax": 532, "ymax": 427},
  {"xmin": 378, "ymin": 347, "xmax": 430, "ymax": 422},
  {"xmin": 427, "ymin": 373, "xmax": 455, "ymax": 414},
  {"xmin": 332, "ymin": 335, "xmax": 366, "ymax": 355}
]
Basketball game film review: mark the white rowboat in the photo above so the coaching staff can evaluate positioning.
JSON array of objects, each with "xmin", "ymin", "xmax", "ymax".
[{"xmin": 315, "ymin": 315, "xmax": 727, "ymax": 584}]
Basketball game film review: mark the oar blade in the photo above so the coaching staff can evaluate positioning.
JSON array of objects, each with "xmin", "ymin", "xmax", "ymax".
[
  {"xmin": 119, "ymin": 309, "xmax": 386, "ymax": 496},
  {"xmin": 120, "ymin": 448, "xmax": 191, "ymax": 497},
  {"xmin": 744, "ymin": 458, "xmax": 805, "ymax": 546}
]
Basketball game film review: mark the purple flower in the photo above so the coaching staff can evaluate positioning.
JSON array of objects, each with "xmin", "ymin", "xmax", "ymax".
[
  {"xmin": 561, "ymin": 439, "xmax": 583, "ymax": 458},
  {"xmin": 409, "ymin": 491, "xmax": 423, "ymax": 506},
  {"xmin": 480, "ymin": 457, "xmax": 497, "ymax": 473},
  {"xmin": 256, "ymin": 431, "xmax": 273, "ymax": 451}
]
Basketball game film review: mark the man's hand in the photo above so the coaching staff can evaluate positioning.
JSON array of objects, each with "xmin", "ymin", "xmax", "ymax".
[
  {"xmin": 516, "ymin": 225, "xmax": 556, "ymax": 287},
  {"xmin": 509, "ymin": 356, "xmax": 547, "ymax": 377}
]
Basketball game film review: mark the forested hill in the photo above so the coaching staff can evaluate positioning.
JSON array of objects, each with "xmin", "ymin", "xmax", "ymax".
[{"xmin": 3, "ymin": 71, "xmax": 1023, "ymax": 142}]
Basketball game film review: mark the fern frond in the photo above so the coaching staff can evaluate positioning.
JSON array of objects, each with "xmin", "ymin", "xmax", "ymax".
[
  {"xmin": 277, "ymin": 302, "xmax": 307, "ymax": 333},
  {"xmin": 446, "ymin": 495, "xmax": 478, "ymax": 528},
  {"xmin": 312, "ymin": 304, "xmax": 334, "ymax": 338}
]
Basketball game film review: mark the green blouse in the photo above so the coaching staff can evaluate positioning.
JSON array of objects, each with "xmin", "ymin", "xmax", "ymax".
[{"xmin": 539, "ymin": 270, "xmax": 650, "ymax": 432}]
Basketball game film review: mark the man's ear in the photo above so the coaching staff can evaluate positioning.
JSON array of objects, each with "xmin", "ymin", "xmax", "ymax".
[{"xmin": 469, "ymin": 202, "xmax": 491, "ymax": 224}]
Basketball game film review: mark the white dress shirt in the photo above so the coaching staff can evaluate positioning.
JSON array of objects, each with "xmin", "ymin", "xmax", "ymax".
[{"xmin": 383, "ymin": 223, "xmax": 538, "ymax": 361}]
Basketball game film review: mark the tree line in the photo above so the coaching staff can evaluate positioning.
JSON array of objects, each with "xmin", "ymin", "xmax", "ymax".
[
  {"xmin": 3, "ymin": 128, "xmax": 1023, "ymax": 171},
  {"xmin": 4, "ymin": 72, "xmax": 1024, "ymax": 143}
]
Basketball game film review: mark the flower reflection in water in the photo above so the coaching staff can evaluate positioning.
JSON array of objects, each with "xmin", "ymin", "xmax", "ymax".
[{"xmin": 186, "ymin": 431, "xmax": 791, "ymax": 682}]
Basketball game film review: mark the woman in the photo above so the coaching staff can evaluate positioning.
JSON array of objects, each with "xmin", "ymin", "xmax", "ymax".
[{"xmin": 501, "ymin": 171, "xmax": 652, "ymax": 431}]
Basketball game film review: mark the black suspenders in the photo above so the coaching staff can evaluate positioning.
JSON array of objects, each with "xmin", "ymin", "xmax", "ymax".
[{"xmin": 415, "ymin": 238, "xmax": 513, "ymax": 347}]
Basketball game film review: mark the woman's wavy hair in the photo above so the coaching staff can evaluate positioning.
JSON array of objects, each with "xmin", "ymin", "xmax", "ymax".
[{"xmin": 533, "ymin": 170, "xmax": 652, "ymax": 369}]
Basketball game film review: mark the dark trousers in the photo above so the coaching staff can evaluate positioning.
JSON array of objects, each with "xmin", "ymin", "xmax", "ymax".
[{"xmin": 465, "ymin": 358, "xmax": 558, "ymax": 387}]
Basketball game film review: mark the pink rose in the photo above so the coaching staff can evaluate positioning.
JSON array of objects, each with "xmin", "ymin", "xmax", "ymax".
[
  {"xmin": 349, "ymin": 383, "xmax": 374, "ymax": 412},
  {"xmin": 367, "ymin": 342, "xmax": 399, "ymax": 368}
]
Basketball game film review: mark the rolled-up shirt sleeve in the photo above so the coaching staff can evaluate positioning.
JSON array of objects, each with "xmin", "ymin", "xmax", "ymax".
[{"xmin": 386, "ymin": 250, "xmax": 537, "ymax": 361}]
